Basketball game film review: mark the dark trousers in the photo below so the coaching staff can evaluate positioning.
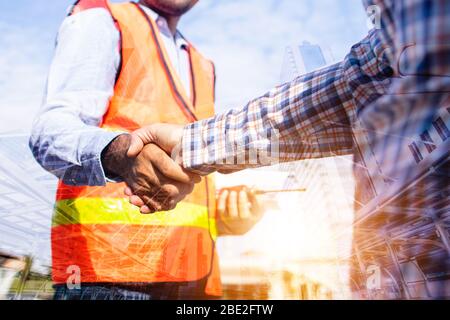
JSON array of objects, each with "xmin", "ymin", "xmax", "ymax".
[{"xmin": 53, "ymin": 278, "xmax": 214, "ymax": 300}]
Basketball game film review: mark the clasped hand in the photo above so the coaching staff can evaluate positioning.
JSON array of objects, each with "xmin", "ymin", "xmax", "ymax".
[{"xmin": 102, "ymin": 124, "xmax": 193, "ymax": 214}]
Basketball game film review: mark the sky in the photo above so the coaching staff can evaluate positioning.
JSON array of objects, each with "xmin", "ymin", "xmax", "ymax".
[{"xmin": 0, "ymin": 0, "xmax": 370, "ymax": 134}]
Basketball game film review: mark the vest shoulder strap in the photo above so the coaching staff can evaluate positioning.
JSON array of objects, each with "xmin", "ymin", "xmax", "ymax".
[
  {"xmin": 68, "ymin": 0, "xmax": 123, "ymax": 84},
  {"xmin": 68, "ymin": 0, "xmax": 111, "ymax": 16}
]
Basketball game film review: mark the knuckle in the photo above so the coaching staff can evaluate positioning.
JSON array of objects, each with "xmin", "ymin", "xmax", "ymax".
[
  {"xmin": 168, "ymin": 200, "xmax": 177, "ymax": 210},
  {"xmin": 161, "ymin": 184, "xmax": 180, "ymax": 198},
  {"xmin": 160, "ymin": 197, "xmax": 176, "ymax": 211},
  {"xmin": 185, "ymin": 183, "xmax": 195, "ymax": 193}
]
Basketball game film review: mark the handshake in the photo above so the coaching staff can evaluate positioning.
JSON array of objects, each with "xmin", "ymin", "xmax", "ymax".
[
  {"xmin": 102, "ymin": 124, "xmax": 263, "ymax": 235},
  {"xmin": 102, "ymin": 123, "xmax": 194, "ymax": 214}
]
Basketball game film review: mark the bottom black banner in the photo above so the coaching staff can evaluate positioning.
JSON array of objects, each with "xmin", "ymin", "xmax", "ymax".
[{"xmin": 0, "ymin": 300, "xmax": 448, "ymax": 319}]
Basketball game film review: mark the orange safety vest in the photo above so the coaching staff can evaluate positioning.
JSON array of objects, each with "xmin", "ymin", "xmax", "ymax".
[{"xmin": 52, "ymin": 0, "xmax": 221, "ymax": 296}]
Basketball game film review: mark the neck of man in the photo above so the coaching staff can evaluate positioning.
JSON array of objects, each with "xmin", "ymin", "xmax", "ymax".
[
  {"xmin": 140, "ymin": 2, "xmax": 181, "ymax": 36},
  {"xmin": 165, "ymin": 16, "xmax": 180, "ymax": 35}
]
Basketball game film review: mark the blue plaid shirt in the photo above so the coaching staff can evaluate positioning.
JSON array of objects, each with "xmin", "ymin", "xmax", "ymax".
[
  {"xmin": 182, "ymin": 0, "xmax": 450, "ymax": 298},
  {"xmin": 182, "ymin": 0, "xmax": 449, "ymax": 192}
]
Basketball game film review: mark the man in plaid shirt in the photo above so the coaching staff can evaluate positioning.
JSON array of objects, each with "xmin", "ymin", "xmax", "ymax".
[{"xmin": 128, "ymin": 0, "xmax": 449, "ymax": 298}]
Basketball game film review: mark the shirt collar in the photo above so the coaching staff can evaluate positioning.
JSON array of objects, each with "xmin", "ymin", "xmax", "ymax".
[{"xmin": 139, "ymin": 4, "xmax": 189, "ymax": 50}]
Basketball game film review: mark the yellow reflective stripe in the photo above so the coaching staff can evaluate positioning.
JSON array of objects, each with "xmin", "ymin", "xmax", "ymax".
[{"xmin": 53, "ymin": 198, "xmax": 217, "ymax": 239}]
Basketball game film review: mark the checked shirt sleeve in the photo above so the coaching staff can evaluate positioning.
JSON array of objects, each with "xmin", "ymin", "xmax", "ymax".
[{"xmin": 182, "ymin": 30, "xmax": 393, "ymax": 175}]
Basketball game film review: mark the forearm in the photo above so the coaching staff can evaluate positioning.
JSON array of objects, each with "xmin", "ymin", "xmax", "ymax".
[
  {"xmin": 182, "ymin": 64, "xmax": 356, "ymax": 174},
  {"xmin": 182, "ymin": 30, "xmax": 392, "ymax": 175}
]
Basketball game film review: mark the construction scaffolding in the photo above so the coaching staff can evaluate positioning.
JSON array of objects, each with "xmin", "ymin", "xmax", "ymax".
[{"xmin": 350, "ymin": 142, "xmax": 450, "ymax": 299}]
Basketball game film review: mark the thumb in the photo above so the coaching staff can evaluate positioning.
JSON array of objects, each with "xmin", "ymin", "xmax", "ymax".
[
  {"xmin": 127, "ymin": 129, "xmax": 148, "ymax": 157},
  {"xmin": 126, "ymin": 124, "xmax": 183, "ymax": 157}
]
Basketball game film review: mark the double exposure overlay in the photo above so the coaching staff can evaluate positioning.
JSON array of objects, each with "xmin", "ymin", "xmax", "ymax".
[{"xmin": 0, "ymin": 0, "xmax": 448, "ymax": 301}]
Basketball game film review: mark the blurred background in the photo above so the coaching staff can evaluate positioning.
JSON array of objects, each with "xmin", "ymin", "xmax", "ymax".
[{"xmin": 0, "ymin": 0, "xmax": 374, "ymax": 299}]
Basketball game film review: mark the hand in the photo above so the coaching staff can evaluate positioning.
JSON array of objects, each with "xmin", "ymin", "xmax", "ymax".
[
  {"xmin": 216, "ymin": 186, "xmax": 264, "ymax": 236},
  {"xmin": 127, "ymin": 123, "xmax": 185, "ymax": 162},
  {"xmin": 102, "ymin": 134, "xmax": 201, "ymax": 214}
]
